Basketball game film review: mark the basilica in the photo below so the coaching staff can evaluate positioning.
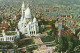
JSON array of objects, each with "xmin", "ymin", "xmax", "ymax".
[{"xmin": 18, "ymin": 2, "xmax": 39, "ymax": 36}]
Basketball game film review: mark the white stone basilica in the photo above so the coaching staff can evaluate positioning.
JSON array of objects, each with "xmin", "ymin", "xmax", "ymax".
[{"xmin": 18, "ymin": 2, "xmax": 39, "ymax": 36}]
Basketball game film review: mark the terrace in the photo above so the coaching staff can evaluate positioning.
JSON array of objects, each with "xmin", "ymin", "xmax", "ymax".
[{"xmin": 6, "ymin": 31, "xmax": 17, "ymax": 35}]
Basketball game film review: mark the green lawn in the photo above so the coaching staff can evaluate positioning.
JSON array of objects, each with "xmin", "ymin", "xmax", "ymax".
[
  {"xmin": 14, "ymin": 38, "xmax": 35, "ymax": 48},
  {"xmin": 6, "ymin": 32, "xmax": 17, "ymax": 35},
  {"xmin": 41, "ymin": 36, "xmax": 54, "ymax": 42},
  {"xmin": 0, "ymin": 34, "xmax": 3, "ymax": 37},
  {"xmin": 0, "ymin": 41, "xmax": 13, "ymax": 49}
]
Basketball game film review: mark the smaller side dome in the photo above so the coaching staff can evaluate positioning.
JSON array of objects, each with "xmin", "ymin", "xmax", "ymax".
[{"xmin": 33, "ymin": 17, "xmax": 37, "ymax": 22}]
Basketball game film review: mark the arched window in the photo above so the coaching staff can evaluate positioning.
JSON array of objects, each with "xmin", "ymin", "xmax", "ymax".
[
  {"xmin": 10, "ymin": 37, "xmax": 11, "ymax": 40},
  {"xmin": 12, "ymin": 37, "xmax": 14, "ymax": 40},
  {"xmin": 34, "ymin": 31, "xmax": 35, "ymax": 34},
  {"xmin": 30, "ymin": 31, "xmax": 31, "ymax": 34},
  {"xmin": 1, "ymin": 38, "xmax": 2, "ymax": 41}
]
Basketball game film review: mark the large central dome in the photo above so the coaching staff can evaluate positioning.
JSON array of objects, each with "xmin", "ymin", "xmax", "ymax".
[{"xmin": 25, "ymin": 7, "xmax": 31, "ymax": 18}]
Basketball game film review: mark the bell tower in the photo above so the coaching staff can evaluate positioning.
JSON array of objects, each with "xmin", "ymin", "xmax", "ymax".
[{"xmin": 21, "ymin": 1, "xmax": 25, "ymax": 21}]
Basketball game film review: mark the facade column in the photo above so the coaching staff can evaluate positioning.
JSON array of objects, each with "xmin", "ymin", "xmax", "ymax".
[
  {"xmin": 33, "ymin": 31, "xmax": 34, "ymax": 35},
  {"xmin": 9, "ymin": 37, "xmax": 10, "ymax": 41},
  {"xmin": 33, "ymin": 24, "xmax": 35, "ymax": 35},
  {"xmin": 11, "ymin": 37, "xmax": 12, "ymax": 41},
  {"xmin": 28, "ymin": 25, "xmax": 31, "ymax": 36},
  {"xmin": 10, "ymin": 37, "xmax": 11, "ymax": 41},
  {"xmin": 28, "ymin": 31, "xmax": 30, "ymax": 36},
  {"xmin": 4, "ymin": 36, "xmax": 6, "ymax": 41},
  {"xmin": 17, "ymin": 30, "xmax": 20, "ymax": 38},
  {"xmin": 31, "ymin": 26, "xmax": 32, "ymax": 36}
]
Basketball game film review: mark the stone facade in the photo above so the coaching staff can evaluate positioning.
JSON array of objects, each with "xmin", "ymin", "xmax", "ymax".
[{"xmin": 18, "ymin": 2, "xmax": 39, "ymax": 36}]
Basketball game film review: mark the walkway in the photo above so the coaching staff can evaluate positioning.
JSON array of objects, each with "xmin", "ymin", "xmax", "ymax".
[{"xmin": 33, "ymin": 37, "xmax": 48, "ymax": 50}]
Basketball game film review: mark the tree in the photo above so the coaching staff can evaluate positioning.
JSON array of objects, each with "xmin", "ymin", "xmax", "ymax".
[
  {"xmin": 57, "ymin": 35, "xmax": 80, "ymax": 53},
  {"xmin": 26, "ymin": 46, "xmax": 38, "ymax": 53},
  {"xmin": 14, "ymin": 38, "xmax": 20, "ymax": 47},
  {"xmin": 13, "ymin": 46, "xmax": 22, "ymax": 53},
  {"xmin": 39, "ymin": 26, "xmax": 45, "ymax": 33}
]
